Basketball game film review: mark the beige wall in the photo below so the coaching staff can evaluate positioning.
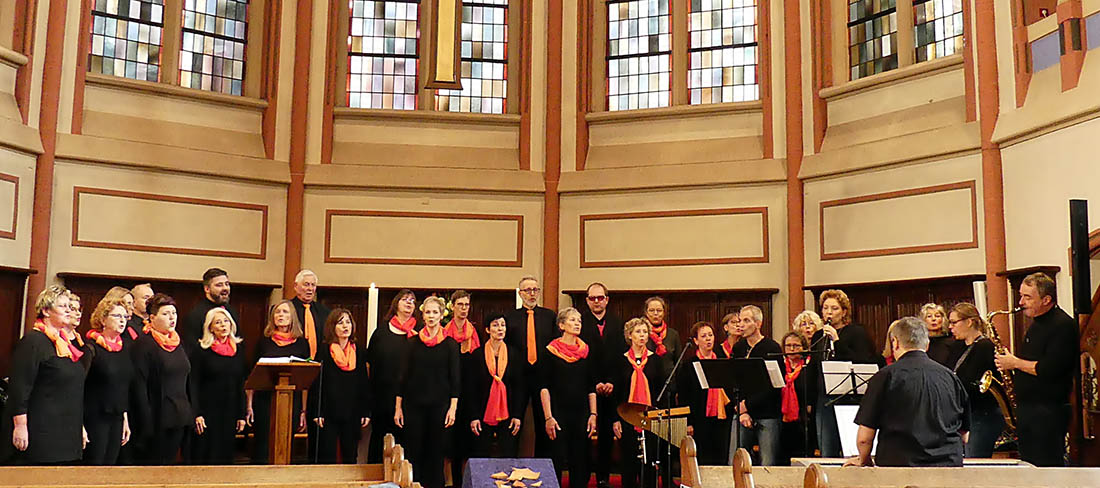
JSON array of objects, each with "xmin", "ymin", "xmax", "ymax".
[{"xmin": 0, "ymin": 147, "xmax": 35, "ymax": 269}]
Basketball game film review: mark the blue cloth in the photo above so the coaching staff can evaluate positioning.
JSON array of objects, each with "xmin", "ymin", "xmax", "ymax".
[{"xmin": 463, "ymin": 458, "xmax": 559, "ymax": 488}]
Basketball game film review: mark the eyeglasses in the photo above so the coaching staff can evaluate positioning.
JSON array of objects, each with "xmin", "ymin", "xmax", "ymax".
[
  {"xmin": 454, "ymin": 303, "xmax": 471, "ymax": 308},
  {"xmin": 520, "ymin": 287, "xmax": 540, "ymax": 294},
  {"xmin": 400, "ymin": 297, "xmax": 416, "ymax": 303},
  {"xmin": 586, "ymin": 295, "xmax": 607, "ymax": 302},
  {"xmin": 948, "ymin": 319, "xmax": 967, "ymax": 325},
  {"xmin": 108, "ymin": 313, "xmax": 127, "ymax": 321}
]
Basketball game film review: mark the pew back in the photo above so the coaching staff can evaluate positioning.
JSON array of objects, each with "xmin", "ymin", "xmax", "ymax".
[{"xmin": 805, "ymin": 464, "xmax": 1100, "ymax": 488}]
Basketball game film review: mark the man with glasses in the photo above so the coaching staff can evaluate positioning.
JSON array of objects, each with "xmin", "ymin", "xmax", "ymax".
[
  {"xmin": 578, "ymin": 283, "xmax": 625, "ymax": 488},
  {"xmin": 504, "ymin": 276, "xmax": 557, "ymax": 458}
]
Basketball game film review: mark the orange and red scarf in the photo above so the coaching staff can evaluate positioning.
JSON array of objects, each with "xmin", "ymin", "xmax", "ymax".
[
  {"xmin": 444, "ymin": 318, "xmax": 480, "ymax": 354},
  {"xmin": 546, "ymin": 337, "xmax": 589, "ymax": 363},
  {"xmin": 271, "ymin": 331, "xmax": 297, "ymax": 347},
  {"xmin": 86, "ymin": 329, "xmax": 122, "ymax": 352},
  {"xmin": 330, "ymin": 341, "xmax": 357, "ymax": 371},
  {"xmin": 626, "ymin": 348, "xmax": 653, "ymax": 406},
  {"xmin": 483, "ymin": 342, "xmax": 510, "ymax": 425},
  {"xmin": 419, "ymin": 326, "xmax": 446, "ymax": 347},
  {"xmin": 720, "ymin": 339, "xmax": 735, "ymax": 358},
  {"xmin": 143, "ymin": 324, "xmax": 180, "ymax": 352},
  {"xmin": 210, "ymin": 336, "xmax": 238, "ymax": 357},
  {"xmin": 650, "ymin": 322, "xmax": 669, "ymax": 356},
  {"xmin": 390, "ymin": 315, "xmax": 418, "ymax": 337},
  {"xmin": 781, "ymin": 356, "xmax": 806, "ymax": 422},
  {"xmin": 34, "ymin": 320, "xmax": 82, "ymax": 362},
  {"xmin": 125, "ymin": 326, "xmax": 139, "ymax": 341},
  {"xmin": 696, "ymin": 350, "xmax": 730, "ymax": 418}
]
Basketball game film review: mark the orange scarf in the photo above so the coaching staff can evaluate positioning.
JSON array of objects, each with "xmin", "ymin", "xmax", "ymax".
[
  {"xmin": 33, "ymin": 320, "xmax": 80, "ymax": 361},
  {"xmin": 697, "ymin": 350, "xmax": 730, "ymax": 419},
  {"xmin": 626, "ymin": 348, "xmax": 653, "ymax": 406},
  {"xmin": 271, "ymin": 331, "xmax": 296, "ymax": 347},
  {"xmin": 483, "ymin": 342, "xmax": 510, "ymax": 425},
  {"xmin": 143, "ymin": 324, "xmax": 180, "ymax": 352},
  {"xmin": 445, "ymin": 318, "xmax": 481, "ymax": 353},
  {"xmin": 546, "ymin": 337, "xmax": 589, "ymax": 363},
  {"xmin": 419, "ymin": 326, "xmax": 446, "ymax": 347},
  {"xmin": 87, "ymin": 329, "xmax": 122, "ymax": 352},
  {"xmin": 721, "ymin": 339, "xmax": 735, "ymax": 358},
  {"xmin": 390, "ymin": 315, "xmax": 417, "ymax": 337},
  {"xmin": 330, "ymin": 341, "xmax": 357, "ymax": 371},
  {"xmin": 781, "ymin": 356, "xmax": 806, "ymax": 422},
  {"xmin": 210, "ymin": 336, "xmax": 237, "ymax": 357},
  {"xmin": 650, "ymin": 322, "xmax": 669, "ymax": 356}
]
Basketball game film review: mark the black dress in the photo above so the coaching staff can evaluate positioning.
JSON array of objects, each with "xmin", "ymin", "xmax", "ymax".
[
  {"xmin": 462, "ymin": 342, "xmax": 525, "ymax": 458},
  {"xmin": 132, "ymin": 333, "xmax": 193, "ymax": 464},
  {"xmin": 613, "ymin": 350, "xmax": 664, "ymax": 488},
  {"xmin": 1, "ymin": 330, "xmax": 86, "ymax": 464},
  {"xmin": 308, "ymin": 342, "xmax": 371, "ymax": 464},
  {"xmin": 927, "ymin": 334, "xmax": 965, "ymax": 367},
  {"xmin": 539, "ymin": 344, "xmax": 597, "ymax": 488},
  {"xmin": 189, "ymin": 342, "xmax": 248, "ymax": 464},
  {"xmin": 365, "ymin": 325, "xmax": 415, "ymax": 462},
  {"xmin": 249, "ymin": 336, "xmax": 310, "ymax": 464},
  {"xmin": 678, "ymin": 349, "xmax": 731, "ymax": 466},
  {"xmin": 399, "ymin": 334, "xmax": 460, "ymax": 488},
  {"xmin": 83, "ymin": 338, "xmax": 134, "ymax": 465}
]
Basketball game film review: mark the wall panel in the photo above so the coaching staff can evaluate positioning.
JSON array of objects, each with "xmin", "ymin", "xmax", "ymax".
[{"xmin": 0, "ymin": 147, "xmax": 35, "ymax": 269}]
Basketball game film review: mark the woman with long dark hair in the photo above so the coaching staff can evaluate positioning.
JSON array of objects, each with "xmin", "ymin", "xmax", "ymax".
[
  {"xmin": 309, "ymin": 308, "xmax": 371, "ymax": 463},
  {"xmin": 365, "ymin": 289, "xmax": 418, "ymax": 462},
  {"xmin": 190, "ymin": 307, "xmax": 247, "ymax": 464}
]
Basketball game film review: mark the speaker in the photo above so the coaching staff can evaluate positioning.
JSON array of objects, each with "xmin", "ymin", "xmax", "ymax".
[{"xmin": 1070, "ymin": 199, "xmax": 1092, "ymax": 316}]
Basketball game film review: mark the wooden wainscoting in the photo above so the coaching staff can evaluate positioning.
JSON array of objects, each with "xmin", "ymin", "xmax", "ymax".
[{"xmin": 0, "ymin": 266, "xmax": 35, "ymax": 376}]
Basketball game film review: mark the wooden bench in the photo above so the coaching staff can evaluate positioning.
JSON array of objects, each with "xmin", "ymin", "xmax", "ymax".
[
  {"xmin": 0, "ymin": 434, "xmax": 414, "ymax": 488},
  {"xmin": 803, "ymin": 463, "xmax": 1100, "ymax": 488},
  {"xmin": 679, "ymin": 437, "xmax": 804, "ymax": 488}
]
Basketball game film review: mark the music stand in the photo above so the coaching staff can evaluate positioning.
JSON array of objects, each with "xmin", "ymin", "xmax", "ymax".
[
  {"xmin": 245, "ymin": 361, "xmax": 320, "ymax": 464},
  {"xmin": 695, "ymin": 358, "xmax": 784, "ymax": 463}
]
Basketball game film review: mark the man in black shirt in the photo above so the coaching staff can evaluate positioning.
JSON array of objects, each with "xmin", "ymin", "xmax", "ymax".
[
  {"xmin": 994, "ymin": 272, "xmax": 1079, "ymax": 466},
  {"xmin": 578, "ymin": 282, "xmax": 625, "ymax": 488},
  {"xmin": 290, "ymin": 269, "xmax": 330, "ymax": 360},
  {"xmin": 182, "ymin": 268, "xmax": 240, "ymax": 356},
  {"xmin": 504, "ymin": 276, "xmax": 557, "ymax": 457},
  {"xmin": 849, "ymin": 316, "xmax": 970, "ymax": 467},
  {"xmin": 732, "ymin": 305, "xmax": 783, "ymax": 466}
]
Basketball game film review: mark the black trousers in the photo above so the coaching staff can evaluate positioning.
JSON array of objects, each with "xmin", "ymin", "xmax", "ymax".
[
  {"xmin": 619, "ymin": 428, "xmax": 659, "ymax": 488},
  {"xmin": 193, "ymin": 414, "xmax": 240, "ymax": 464},
  {"xmin": 448, "ymin": 400, "xmax": 468, "ymax": 486},
  {"xmin": 404, "ymin": 402, "xmax": 450, "ymax": 488},
  {"xmin": 316, "ymin": 417, "xmax": 362, "ymax": 464},
  {"xmin": 1017, "ymin": 402, "xmax": 1068, "ymax": 467},
  {"xmin": 521, "ymin": 370, "xmax": 550, "ymax": 458},
  {"xmin": 550, "ymin": 414, "xmax": 591, "ymax": 488},
  {"xmin": 84, "ymin": 410, "xmax": 124, "ymax": 465},
  {"xmin": 472, "ymin": 421, "xmax": 520, "ymax": 458},
  {"xmin": 148, "ymin": 426, "xmax": 186, "ymax": 464},
  {"xmin": 692, "ymin": 416, "xmax": 731, "ymax": 466},
  {"xmin": 595, "ymin": 393, "xmax": 617, "ymax": 483},
  {"xmin": 368, "ymin": 394, "xmax": 399, "ymax": 463}
]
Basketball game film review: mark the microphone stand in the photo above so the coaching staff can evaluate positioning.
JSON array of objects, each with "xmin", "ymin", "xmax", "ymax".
[{"xmin": 655, "ymin": 342, "xmax": 692, "ymax": 488}]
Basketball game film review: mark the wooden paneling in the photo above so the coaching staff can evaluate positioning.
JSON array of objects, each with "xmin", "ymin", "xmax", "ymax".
[{"xmin": 0, "ymin": 266, "xmax": 33, "ymax": 376}]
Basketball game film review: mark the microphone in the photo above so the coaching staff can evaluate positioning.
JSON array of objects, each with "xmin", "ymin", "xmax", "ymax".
[{"xmin": 823, "ymin": 317, "xmax": 835, "ymax": 359}]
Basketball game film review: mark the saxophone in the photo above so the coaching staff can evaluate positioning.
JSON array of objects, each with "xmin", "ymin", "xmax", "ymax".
[{"xmin": 979, "ymin": 308, "xmax": 1022, "ymax": 431}]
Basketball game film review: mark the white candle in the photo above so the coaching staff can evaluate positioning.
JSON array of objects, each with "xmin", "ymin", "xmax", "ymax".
[
  {"xmin": 367, "ymin": 283, "xmax": 379, "ymax": 345},
  {"xmin": 515, "ymin": 288, "xmax": 522, "ymax": 309}
]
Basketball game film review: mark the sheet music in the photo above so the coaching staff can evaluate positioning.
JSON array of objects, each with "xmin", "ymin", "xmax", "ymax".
[
  {"xmin": 257, "ymin": 356, "xmax": 312, "ymax": 364},
  {"xmin": 693, "ymin": 362, "xmax": 710, "ymax": 389},
  {"xmin": 764, "ymin": 360, "xmax": 785, "ymax": 388},
  {"xmin": 835, "ymin": 405, "xmax": 878, "ymax": 457}
]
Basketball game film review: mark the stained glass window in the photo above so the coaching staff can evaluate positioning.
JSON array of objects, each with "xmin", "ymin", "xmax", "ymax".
[
  {"xmin": 435, "ymin": 0, "xmax": 508, "ymax": 113},
  {"xmin": 89, "ymin": 0, "xmax": 164, "ymax": 82},
  {"xmin": 848, "ymin": 0, "xmax": 897, "ymax": 80},
  {"xmin": 913, "ymin": 0, "xmax": 962, "ymax": 62},
  {"xmin": 688, "ymin": 0, "xmax": 758, "ymax": 104},
  {"xmin": 606, "ymin": 0, "xmax": 671, "ymax": 111},
  {"xmin": 347, "ymin": 0, "xmax": 420, "ymax": 109},
  {"xmin": 179, "ymin": 0, "xmax": 248, "ymax": 95}
]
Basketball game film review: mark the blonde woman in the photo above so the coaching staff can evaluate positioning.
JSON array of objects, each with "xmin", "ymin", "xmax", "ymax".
[
  {"xmin": 922, "ymin": 302, "xmax": 963, "ymax": 367},
  {"xmin": 190, "ymin": 307, "xmax": 247, "ymax": 464},
  {"xmin": 948, "ymin": 303, "xmax": 1003, "ymax": 458},
  {"xmin": 540, "ymin": 307, "xmax": 597, "ymax": 488},
  {"xmin": 83, "ymin": 297, "xmax": 134, "ymax": 464}
]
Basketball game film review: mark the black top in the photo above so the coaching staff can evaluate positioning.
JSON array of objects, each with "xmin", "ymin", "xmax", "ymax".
[
  {"xmin": 182, "ymin": 298, "xmax": 240, "ymax": 354},
  {"xmin": 366, "ymin": 327, "xmax": 415, "ymax": 409},
  {"xmin": 132, "ymin": 334, "xmax": 193, "ymax": 433},
  {"xmin": 648, "ymin": 326, "xmax": 683, "ymax": 386},
  {"xmin": 292, "ymin": 297, "xmax": 331, "ymax": 355},
  {"xmin": 927, "ymin": 335, "xmax": 965, "ymax": 368},
  {"xmin": 254, "ymin": 336, "xmax": 311, "ymax": 362},
  {"xmin": 84, "ymin": 340, "xmax": 134, "ymax": 415},
  {"xmin": 731, "ymin": 337, "xmax": 783, "ymax": 419},
  {"xmin": 121, "ymin": 323, "xmax": 143, "ymax": 351},
  {"xmin": 462, "ymin": 342, "xmax": 526, "ymax": 424},
  {"xmin": 612, "ymin": 349, "xmax": 665, "ymax": 422},
  {"xmin": 126, "ymin": 315, "xmax": 146, "ymax": 337},
  {"xmin": 678, "ymin": 349, "xmax": 730, "ymax": 428},
  {"xmin": 539, "ymin": 346, "xmax": 597, "ymax": 419},
  {"xmin": 189, "ymin": 343, "xmax": 248, "ymax": 423},
  {"xmin": 1015, "ymin": 306, "xmax": 1079, "ymax": 405},
  {"xmin": 3, "ymin": 331, "xmax": 86, "ymax": 463},
  {"xmin": 67, "ymin": 331, "xmax": 95, "ymax": 374},
  {"xmin": 834, "ymin": 323, "xmax": 878, "ymax": 364},
  {"xmin": 951, "ymin": 337, "xmax": 1000, "ymax": 414},
  {"xmin": 504, "ymin": 306, "xmax": 558, "ymax": 375},
  {"xmin": 580, "ymin": 311, "xmax": 626, "ymax": 381},
  {"xmin": 399, "ymin": 335, "xmax": 461, "ymax": 407},
  {"xmin": 308, "ymin": 342, "xmax": 371, "ymax": 421},
  {"xmin": 854, "ymin": 350, "xmax": 969, "ymax": 467}
]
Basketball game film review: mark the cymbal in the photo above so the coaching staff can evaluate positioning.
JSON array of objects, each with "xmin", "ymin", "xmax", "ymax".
[{"xmin": 617, "ymin": 403, "xmax": 649, "ymax": 429}]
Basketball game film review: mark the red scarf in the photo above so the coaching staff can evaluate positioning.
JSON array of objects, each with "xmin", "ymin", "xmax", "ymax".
[
  {"xmin": 419, "ymin": 326, "xmax": 446, "ymax": 347},
  {"xmin": 33, "ymin": 320, "xmax": 81, "ymax": 361},
  {"xmin": 271, "ymin": 330, "xmax": 296, "ymax": 347},
  {"xmin": 144, "ymin": 324, "xmax": 180, "ymax": 352},
  {"xmin": 87, "ymin": 329, "xmax": 122, "ymax": 352},
  {"xmin": 126, "ymin": 326, "xmax": 139, "ymax": 341},
  {"xmin": 483, "ymin": 342, "xmax": 509, "ymax": 425},
  {"xmin": 546, "ymin": 337, "xmax": 589, "ymax": 363},
  {"xmin": 626, "ymin": 348, "xmax": 653, "ymax": 406},
  {"xmin": 444, "ymin": 318, "xmax": 480, "ymax": 353},
  {"xmin": 781, "ymin": 356, "xmax": 806, "ymax": 422},
  {"xmin": 330, "ymin": 341, "xmax": 356, "ymax": 371},
  {"xmin": 650, "ymin": 322, "xmax": 669, "ymax": 356},
  {"xmin": 390, "ymin": 315, "xmax": 417, "ymax": 337},
  {"xmin": 721, "ymin": 339, "xmax": 735, "ymax": 358},
  {"xmin": 210, "ymin": 336, "xmax": 237, "ymax": 357},
  {"xmin": 697, "ymin": 350, "xmax": 730, "ymax": 418}
]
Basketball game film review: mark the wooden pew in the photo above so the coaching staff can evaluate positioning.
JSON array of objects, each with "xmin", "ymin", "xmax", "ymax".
[
  {"xmin": 0, "ymin": 434, "xmax": 411, "ymax": 488},
  {"xmin": 679, "ymin": 437, "xmax": 804, "ymax": 488},
  {"xmin": 802, "ymin": 463, "xmax": 1100, "ymax": 488}
]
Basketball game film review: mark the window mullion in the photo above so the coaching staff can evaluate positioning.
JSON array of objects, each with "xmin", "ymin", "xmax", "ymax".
[
  {"xmin": 419, "ymin": 0, "xmax": 435, "ymax": 110},
  {"xmin": 243, "ymin": 0, "xmax": 265, "ymax": 97},
  {"xmin": 896, "ymin": 0, "xmax": 915, "ymax": 67},
  {"xmin": 671, "ymin": 0, "xmax": 688, "ymax": 105},
  {"xmin": 161, "ymin": 0, "xmax": 183, "ymax": 84}
]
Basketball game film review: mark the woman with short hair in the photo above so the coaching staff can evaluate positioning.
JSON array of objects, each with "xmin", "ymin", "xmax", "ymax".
[
  {"xmin": 132, "ymin": 293, "xmax": 192, "ymax": 464},
  {"xmin": 190, "ymin": 307, "xmax": 247, "ymax": 464},
  {"xmin": 719, "ymin": 312, "xmax": 741, "ymax": 357},
  {"xmin": 83, "ymin": 297, "xmax": 134, "ymax": 464},
  {"xmin": 613, "ymin": 318, "xmax": 664, "ymax": 488},
  {"xmin": 464, "ymin": 313, "xmax": 524, "ymax": 458},
  {"xmin": 815, "ymin": 289, "xmax": 875, "ymax": 458},
  {"xmin": 778, "ymin": 331, "xmax": 813, "ymax": 463},
  {"xmin": 103, "ymin": 286, "xmax": 140, "ymax": 347},
  {"xmin": 309, "ymin": 308, "xmax": 371, "ymax": 464},
  {"xmin": 247, "ymin": 299, "xmax": 310, "ymax": 464},
  {"xmin": 679, "ymin": 321, "xmax": 730, "ymax": 466},
  {"xmin": 540, "ymin": 307, "xmax": 597, "ymax": 488},
  {"xmin": 923, "ymin": 302, "xmax": 963, "ymax": 367}
]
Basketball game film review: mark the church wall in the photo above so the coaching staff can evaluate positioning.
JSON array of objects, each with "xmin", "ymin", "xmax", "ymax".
[{"xmin": 0, "ymin": 147, "xmax": 35, "ymax": 269}]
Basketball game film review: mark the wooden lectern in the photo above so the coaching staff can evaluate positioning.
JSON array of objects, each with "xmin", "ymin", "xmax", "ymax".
[{"xmin": 245, "ymin": 361, "xmax": 320, "ymax": 464}]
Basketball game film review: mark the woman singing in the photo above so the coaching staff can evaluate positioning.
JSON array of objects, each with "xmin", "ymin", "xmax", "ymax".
[
  {"xmin": 613, "ymin": 318, "xmax": 664, "ymax": 488},
  {"xmin": 778, "ymin": 331, "xmax": 812, "ymax": 463},
  {"xmin": 443, "ymin": 290, "xmax": 478, "ymax": 481},
  {"xmin": 132, "ymin": 293, "xmax": 192, "ymax": 464},
  {"xmin": 309, "ymin": 308, "xmax": 371, "ymax": 464},
  {"xmin": 815, "ymin": 289, "xmax": 875, "ymax": 457},
  {"xmin": 923, "ymin": 303, "xmax": 963, "ymax": 367},
  {"xmin": 83, "ymin": 297, "xmax": 134, "ymax": 464},
  {"xmin": 948, "ymin": 302, "xmax": 1004, "ymax": 458},
  {"xmin": 366, "ymin": 289, "xmax": 418, "ymax": 462},
  {"xmin": 190, "ymin": 307, "xmax": 247, "ymax": 464},
  {"xmin": 540, "ymin": 307, "xmax": 597, "ymax": 488},
  {"xmin": 247, "ymin": 300, "xmax": 309, "ymax": 464},
  {"xmin": 679, "ymin": 321, "xmax": 730, "ymax": 466},
  {"xmin": 464, "ymin": 314, "xmax": 524, "ymax": 458},
  {"xmin": 102, "ymin": 286, "xmax": 141, "ymax": 348},
  {"xmin": 396, "ymin": 296, "xmax": 459, "ymax": 488}
]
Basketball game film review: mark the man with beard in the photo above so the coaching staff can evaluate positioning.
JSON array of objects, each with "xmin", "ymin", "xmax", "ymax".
[{"xmin": 183, "ymin": 268, "xmax": 239, "ymax": 356}]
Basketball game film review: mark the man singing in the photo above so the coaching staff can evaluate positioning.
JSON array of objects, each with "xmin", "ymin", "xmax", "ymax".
[{"xmin": 994, "ymin": 272, "xmax": 1079, "ymax": 466}]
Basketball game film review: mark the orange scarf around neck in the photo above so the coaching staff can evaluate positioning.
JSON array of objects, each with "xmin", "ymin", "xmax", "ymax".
[
  {"xmin": 626, "ymin": 348, "xmax": 653, "ymax": 406},
  {"xmin": 445, "ymin": 318, "xmax": 480, "ymax": 353},
  {"xmin": 143, "ymin": 324, "xmax": 180, "ymax": 352},
  {"xmin": 650, "ymin": 322, "xmax": 668, "ymax": 356},
  {"xmin": 419, "ymin": 325, "xmax": 446, "ymax": 347},
  {"xmin": 483, "ymin": 341, "xmax": 509, "ymax": 425},
  {"xmin": 331, "ymin": 341, "xmax": 357, "ymax": 371},
  {"xmin": 34, "ymin": 320, "xmax": 80, "ymax": 361},
  {"xmin": 271, "ymin": 330, "xmax": 296, "ymax": 347},
  {"xmin": 87, "ymin": 329, "xmax": 122, "ymax": 352},
  {"xmin": 546, "ymin": 337, "xmax": 589, "ymax": 363},
  {"xmin": 390, "ymin": 315, "xmax": 417, "ymax": 337},
  {"xmin": 210, "ymin": 336, "xmax": 237, "ymax": 357},
  {"xmin": 696, "ymin": 350, "xmax": 730, "ymax": 419}
]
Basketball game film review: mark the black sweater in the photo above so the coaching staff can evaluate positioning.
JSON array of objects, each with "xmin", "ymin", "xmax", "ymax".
[
  {"xmin": 189, "ymin": 343, "xmax": 248, "ymax": 423},
  {"xmin": 132, "ymin": 334, "xmax": 193, "ymax": 434},
  {"xmin": 366, "ymin": 326, "xmax": 415, "ymax": 411},
  {"xmin": 84, "ymin": 340, "xmax": 134, "ymax": 415},
  {"xmin": 679, "ymin": 349, "xmax": 730, "ymax": 428},
  {"xmin": 539, "ymin": 347, "xmax": 597, "ymax": 424},
  {"xmin": 612, "ymin": 349, "xmax": 665, "ymax": 421},
  {"xmin": 3, "ymin": 331, "xmax": 86, "ymax": 463},
  {"xmin": 951, "ymin": 337, "xmax": 999, "ymax": 414},
  {"xmin": 399, "ymin": 335, "xmax": 461, "ymax": 407},
  {"xmin": 462, "ymin": 342, "xmax": 526, "ymax": 424},
  {"xmin": 731, "ymin": 337, "xmax": 783, "ymax": 419},
  {"xmin": 308, "ymin": 343, "xmax": 372, "ymax": 421},
  {"xmin": 834, "ymin": 323, "xmax": 878, "ymax": 364},
  {"xmin": 927, "ymin": 335, "xmax": 965, "ymax": 368}
]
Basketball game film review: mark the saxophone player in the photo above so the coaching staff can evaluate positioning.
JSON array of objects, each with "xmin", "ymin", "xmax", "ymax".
[{"xmin": 993, "ymin": 272, "xmax": 1079, "ymax": 467}]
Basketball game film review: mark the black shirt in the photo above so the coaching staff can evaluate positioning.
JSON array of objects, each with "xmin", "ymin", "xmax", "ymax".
[
  {"xmin": 731, "ymin": 337, "xmax": 783, "ymax": 419},
  {"xmin": 308, "ymin": 342, "xmax": 371, "ymax": 421},
  {"xmin": 189, "ymin": 342, "xmax": 248, "ymax": 424},
  {"xmin": 504, "ymin": 306, "xmax": 558, "ymax": 376},
  {"xmin": 182, "ymin": 298, "xmax": 240, "ymax": 355},
  {"xmin": 132, "ymin": 334, "xmax": 194, "ymax": 432},
  {"xmin": 951, "ymin": 337, "xmax": 1000, "ymax": 414},
  {"xmin": 612, "ymin": 349, "xmax": 664, "ymax": 422},
  {"xmin": 678, "ymin": 349, "xmax": 730, "ymax": 428},
  {"xmin": 1015, "ymin": 306, "xmax": 1079, "ymax": 406},
  {"xmin": 834, "ymin": 323, "xmax": 878, "ymax": 364},
  {"xmin": 539, "ymin": 347, "xmax": 597, "ymax": 424},
  {"xmin": 291, "ymin": 297, "xmax": 331, "ymax": 357},
  {"xmin": 3, "ymin": 331, "xmax": 86, "ymax": 463},
  {"xmin": 84, "ymin": 340, "xmax": 134, "ymax": 415},
  {"xmin": 462, "ymin": 342, "xmax": 526, "ymax": 424},
  {"xmin": 399, "ymin": 335, "xmax": 461, "ymax": 407},
  {"xmin": 927, "ymin": 335, "xmax": 965, "ymax": 368},
  {"xmin": 579, "ymin": 311, "xmax": 626, "ymax": 380},
  {"xmin": 854, "ymin": 350, "xmax": 970, "ymax": 467},
  {"xmin": 648, "ymin": 325, "xmax": 683, "ymax": 383},
  {"xmin": 366, "ymin": 326, "xmax": 415, "ymax": 413}
]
